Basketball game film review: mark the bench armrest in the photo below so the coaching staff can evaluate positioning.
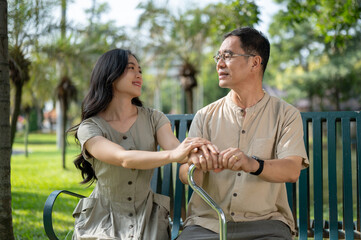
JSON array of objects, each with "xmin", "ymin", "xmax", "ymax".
[
  {"xmin": 43, "ymin": 190, "xmax": 85, "ymax": 240},
  {"xmin": 187, "ymin": 164, "xmax": 227, "ymax": 240}
]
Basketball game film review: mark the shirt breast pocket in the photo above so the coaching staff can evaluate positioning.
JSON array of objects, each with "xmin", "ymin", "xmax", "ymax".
[{"xmin": 251, "ymin": 138, "xmax": 275, "ymax": 160}]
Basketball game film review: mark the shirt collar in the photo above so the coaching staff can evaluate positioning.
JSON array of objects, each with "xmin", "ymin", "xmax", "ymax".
[{"xmin": 226, "ymin": 90, "xmax": 270, "ymax": 115}]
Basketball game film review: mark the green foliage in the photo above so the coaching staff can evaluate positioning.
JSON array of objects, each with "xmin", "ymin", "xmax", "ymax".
[
  {"xmin": 268, "ymin": 0, "xmax": 361, "ymax": 110},
  {"xmin": 205, "ymin": 0, "xmax": 260, "ymax": 46},
  {"xmin": 11, "ymin": 132, "xmax": 93, "ymax": 239},
  {"xmin": 279, "ymin": 0, "xmax": 361, "ymax": 50},
  {"xmin": 28, "ymin": 109, "xmax": 38, "ymax": 131},
  {"xmin": 136, "ymin": 0, "xmax": 261, "ymax": 112}
]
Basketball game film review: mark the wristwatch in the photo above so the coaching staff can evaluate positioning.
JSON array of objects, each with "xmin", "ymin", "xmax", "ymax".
[{"xmin": 250, "ymin": 156, "xmax": 264, "ymax": 175}]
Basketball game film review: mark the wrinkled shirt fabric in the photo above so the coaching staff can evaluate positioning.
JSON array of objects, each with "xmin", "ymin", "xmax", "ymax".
[{"xmin": 185, "ymin": 91, "xmax": 309, "ymax": 235}]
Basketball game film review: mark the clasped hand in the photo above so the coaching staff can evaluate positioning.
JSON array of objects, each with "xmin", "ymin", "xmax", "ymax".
[{"xmin": 189, "ymin": 146, "xmax": 254, "ymax": 172}]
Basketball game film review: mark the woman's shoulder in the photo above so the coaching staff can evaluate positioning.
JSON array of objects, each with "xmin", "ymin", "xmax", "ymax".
[
  {"xmin": 136, "ymin": 106, "xmax": 169, "ymax": 131},
  {"xmin": 79, "ymin": 116, "xmax": 105, "ymax": 129},
  {"xmin": 137, "ymin": 106, "xmax": 167, "ymax": 118},
  {"xmin": 77, "ymin": 116, "xmax": 109, "ymax": 137}
]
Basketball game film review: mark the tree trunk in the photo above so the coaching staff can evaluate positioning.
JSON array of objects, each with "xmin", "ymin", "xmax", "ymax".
[
  {"xmin": 308, "ymin": 90, "xmax": 313, "ymax": 112},
  {"xmin": 61, "ymin": 100, "xmax": 67, "ymax": 169},
  {"xmin": 10, "ymin": 83, "xmax": 22, "ymax": 146},
  {"xmin": 61, "ymin": 0, "xmax": 66, "ymax": 39},
  {"xmin": 0, "ymin": 0, "xmax": 15, "ymax": 238},
  {"xmin": 185, "ymin": 89, "xmax": 193, "ymax": 113},
  {"xmin": 24, "ymin": 111, "xmax": 29, "ymax": 157},
  {"xmin": 56, "ymin": 100, "xmax": 63, "ymax": 149},
  {"xmin": 334, "ymin": 86, "xmax": 341, "ymax": 111},
  {"xmin": 59, "ymin": 0, "xmax": 68, "ymax": 169}
]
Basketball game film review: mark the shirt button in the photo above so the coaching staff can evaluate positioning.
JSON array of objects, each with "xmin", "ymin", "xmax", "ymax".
[
  {"xmin": 128, "ymin": 181, "xmax": 133, "ymax": 185},
  {"xmin": 233, "ymin": 193, "xmax": 237, "ymax": 197},
  {"xmin": 127, "ymin": 197, "xmax": 132, "ymax": 201},
  {"xmin": 129, "ymin": 213, "xmax": 133, "ymax": 217},
  {"xmin": 237, "ymin": 173, "xmax": 241, "ymax": 176},
  {"xmin": 231, "ymin": 212, "xmax": 235, "ymax": 216},
  {"xmin": 123, "ymin": 136, "xmax": 127, "ymax": 140},
  {"xmin": 241, "ymin": 130, "xmax": 246, "ymax": 134},
  {"xmin": 129, "ymin": 225, "xmax": 134, "ymax": 229}
]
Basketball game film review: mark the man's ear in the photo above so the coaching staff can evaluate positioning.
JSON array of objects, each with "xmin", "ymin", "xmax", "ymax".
[{"xmin": 252, "ymin": 56, "xmax": 263, "ymax": 68}]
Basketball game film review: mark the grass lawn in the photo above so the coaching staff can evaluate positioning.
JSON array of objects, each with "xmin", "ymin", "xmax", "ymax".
[{"xmin": 11, "ymin": 132, "xmax": 94, "ymax": 239}]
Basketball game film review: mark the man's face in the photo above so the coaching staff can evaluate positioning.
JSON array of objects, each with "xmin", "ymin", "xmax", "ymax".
[{"xmin": 216, "ymin": 36, "xmax": 253, "ymax": 88}]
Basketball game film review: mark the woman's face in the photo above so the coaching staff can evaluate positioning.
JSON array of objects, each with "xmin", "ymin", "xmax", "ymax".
[{"xmin": 113, "ymin": 55, "xmax": 143, "ymax": 99}]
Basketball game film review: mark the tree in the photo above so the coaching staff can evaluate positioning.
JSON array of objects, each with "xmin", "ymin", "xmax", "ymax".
[
  {"xmin": 137, "ymin": 0, "xmax": 260, "ymax": 113},
  {"xmin": 8, "ymin": 0, "xmax": 57, "ymax": 146},
  {"xmin": 41, "ymin": 0, "xmax": 127, "ymax": 168},
  {"xmin": 0, "ymin": 0, "xmax": 15, "ymax": 238},
  {"xmin": 56, "ymin": 76, "xmax": 77, "ymax": 168},
  {"xmin": 269, "ymin": 0, "xmax": 361, "ymax": 110},
  {"xmin": 54, "ymin": 0, "xmax": 78, "ymax": 168},
  {"xmin": 8, "ymin": 45, "xmax": 30, "ymax": 145}
]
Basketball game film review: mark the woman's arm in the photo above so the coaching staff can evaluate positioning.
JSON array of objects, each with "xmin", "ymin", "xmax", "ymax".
[
  {"xmin": 156, "ymin": 123, "xmax": 182, "ymax": 150},
  {"xmin": 84, "ymin": 124, "xmax": 209, "ymax": 169}
]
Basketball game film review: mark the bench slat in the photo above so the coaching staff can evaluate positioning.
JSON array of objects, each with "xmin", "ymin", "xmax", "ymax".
[
  {"xmin": 313, "ymin": 117, "xmax": 324, "ymax": 239},
  {"xmin": 342, "ymin": 118, "xmax": 354, "ymax": 240},
  {"xmin": 327, "ymin": 116, "xmax": 339, "ymax": 239},
  {"xmin": 299, "ymin": 115, "xmax": 311, "ymax": 239},
  {"xmin": 357, "ymin": 116, "xmax": 361, "ymax": 233},
  {"xmin": 172, "ymin": 163, "xmax": 185, "ymax": 240}
]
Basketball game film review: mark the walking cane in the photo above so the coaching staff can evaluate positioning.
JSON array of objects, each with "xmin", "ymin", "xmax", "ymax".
[{"xmin": 187, "ymin": 164, "xmax": 227, "ymax": 240}]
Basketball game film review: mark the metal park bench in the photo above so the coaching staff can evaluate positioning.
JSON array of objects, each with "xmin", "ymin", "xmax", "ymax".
[{"xmin": 43, "ymin": 111, "xmax": 361, "ymax": 239}]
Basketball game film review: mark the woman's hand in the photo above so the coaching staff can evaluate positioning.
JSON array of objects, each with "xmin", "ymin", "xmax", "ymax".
[
  {"xmin": 170, "ymin": 137, "xmax": 216, "ymax": 163},
  {"xmin": 187, "ymin": 143, "xmax": 220, "ymax": 171}
]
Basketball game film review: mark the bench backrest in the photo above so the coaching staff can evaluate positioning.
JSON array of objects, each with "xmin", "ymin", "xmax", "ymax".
[
  {"xmin": 295, "ymin": 111, "xmax": 361, "ymax": 239},
  {"xmin": 151, "ymin": 112, "xmax": 361, "ymax": 240}
]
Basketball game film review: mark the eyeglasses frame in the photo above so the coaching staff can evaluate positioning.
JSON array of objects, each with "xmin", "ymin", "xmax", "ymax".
[{"xmin": 213, "ymin": 51, "xmax": 257, "ymax": 64}]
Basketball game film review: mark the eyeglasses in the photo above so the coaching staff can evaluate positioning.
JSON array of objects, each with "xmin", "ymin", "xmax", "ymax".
[{"xmin": 213, "ymin": 51, "xmax": 256, "ymax": 63}]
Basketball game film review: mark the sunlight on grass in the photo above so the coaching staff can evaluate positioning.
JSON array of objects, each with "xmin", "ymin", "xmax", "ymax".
[{"xmin": 11, "ymin": 132, "xmax": 93, "ymax": 239}]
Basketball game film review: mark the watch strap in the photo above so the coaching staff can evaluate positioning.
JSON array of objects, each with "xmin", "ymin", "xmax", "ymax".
[{"xmin": 250, "ymin": 156, "xmax": 264, "ymax": 175}]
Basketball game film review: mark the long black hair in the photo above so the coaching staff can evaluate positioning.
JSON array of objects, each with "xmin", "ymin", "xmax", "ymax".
[{"xmin": 70, "ymin": 49, "xmax": 143, "ymax": 185}]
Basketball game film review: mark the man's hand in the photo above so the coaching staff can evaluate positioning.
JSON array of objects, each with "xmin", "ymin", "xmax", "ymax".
[
  {"xmin": 188, "ymin": 144, "xmax": 221, "ymax": 172},
  {"xmin": 218, "ymin": 147, "xmax": 258, "ymax": 172}
]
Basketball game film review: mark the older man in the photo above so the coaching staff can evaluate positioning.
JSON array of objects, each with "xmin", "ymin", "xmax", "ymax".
[{"xmin": 178, "ymin": 27, "xmax": 309, "ymax": 240}]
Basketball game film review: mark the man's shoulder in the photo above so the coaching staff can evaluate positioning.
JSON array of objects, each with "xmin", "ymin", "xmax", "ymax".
[
  {"xmin": 268, "ymin": 95, "xmax": 300, "ymax": 113},
  {"xmin": 197, "ymin": 96, "xmax": 227, "ymax": 115}
]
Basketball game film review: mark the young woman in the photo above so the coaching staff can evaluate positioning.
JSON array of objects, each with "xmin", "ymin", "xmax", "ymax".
[{"xmin": 70, "ymin": 49, "xmax": 215, "ymax": 240}]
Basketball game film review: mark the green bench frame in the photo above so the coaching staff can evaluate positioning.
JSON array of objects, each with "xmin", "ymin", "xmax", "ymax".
[{"xmin": 43, "ymin": 111, "xmax": 361, "ymax": 239}]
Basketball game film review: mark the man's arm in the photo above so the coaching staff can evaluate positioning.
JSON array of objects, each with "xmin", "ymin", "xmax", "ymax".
[
  {"xmin": 179, "ymin": 160, "xmax": 204, "ymax": 186},
  {"xmin": 259, "ymin": 156, "xmax": 303, "ymax": 182},
  {"xmin": 218, "ymin": 147, "xmax": 303, "ymax": 183}
]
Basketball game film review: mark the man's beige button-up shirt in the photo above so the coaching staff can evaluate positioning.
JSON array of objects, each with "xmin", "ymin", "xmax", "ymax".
[{"xmin": 185, "ymin": 91, "xmax": 309, "ymax": 234}]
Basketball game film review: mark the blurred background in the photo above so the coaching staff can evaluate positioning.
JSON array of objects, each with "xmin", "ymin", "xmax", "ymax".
[
  {"xmin": 8, "ymin": 0, "xmax": 361, "ymax": 143},
  {"xmin": 5, "ymin": 0, "xmax": 361, "ymax": 238}
]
